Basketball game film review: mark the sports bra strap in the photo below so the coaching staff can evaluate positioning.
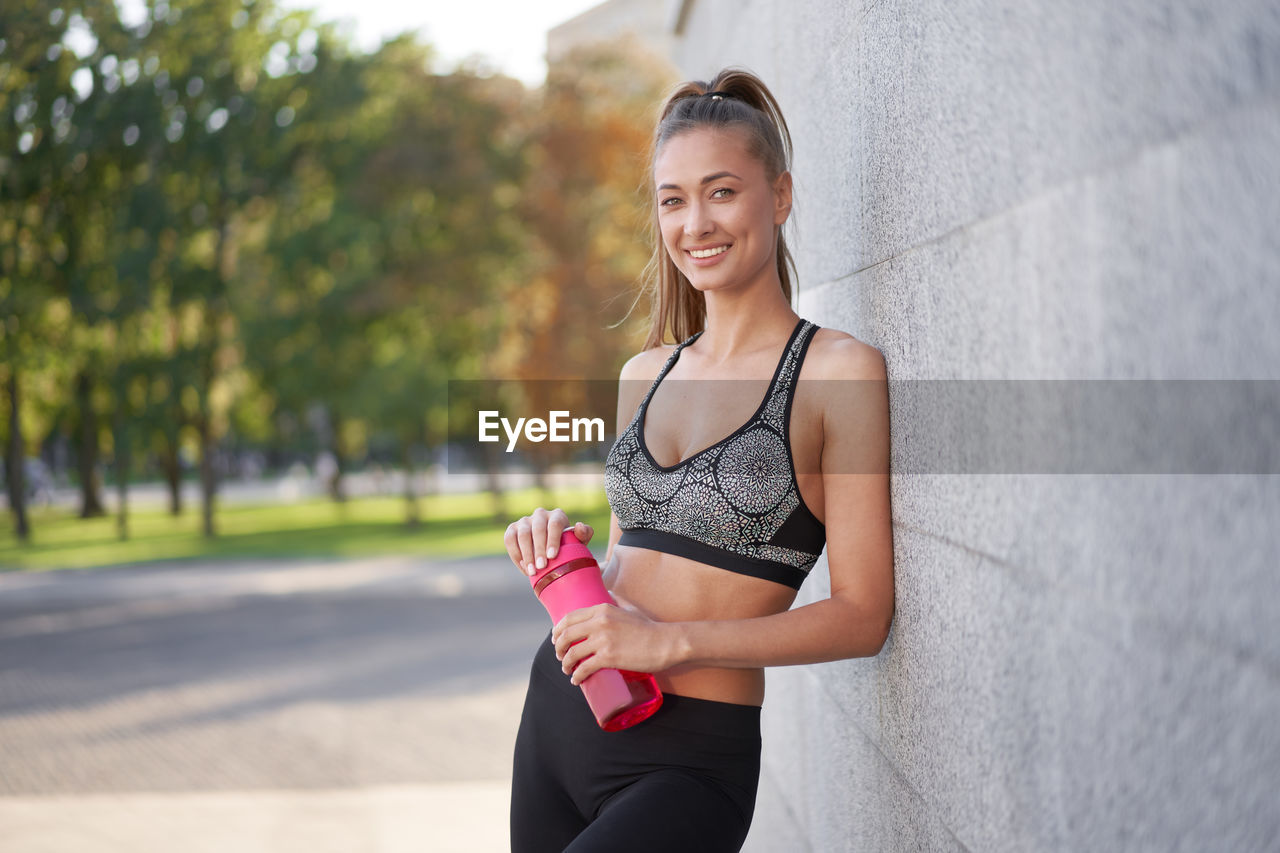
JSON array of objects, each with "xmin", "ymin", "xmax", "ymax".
[
  {"xmin": 639, "ymin": 330, "xmax": 704, "ymax": 410},
  {"xmin": 765, "ymin": 320, "xmax": 818, "ymax": 434}
]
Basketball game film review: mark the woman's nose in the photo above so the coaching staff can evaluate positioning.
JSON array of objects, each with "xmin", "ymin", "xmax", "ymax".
[{"xmin": 684, "ymin": 200, "xmax": 713, "ymax": 237}]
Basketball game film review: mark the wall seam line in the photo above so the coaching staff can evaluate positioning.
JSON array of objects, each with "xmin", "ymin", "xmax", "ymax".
[
  {"xmin": 812, "ymin": 88, "xmax": 1280, "ymax": 290},
  {"xmin": 891, "ymin": 518, "xmax": 1280, "ymax": 683},
  {"xmin": 801, "ymin": 665, "xmax": 975, "ymax": 852}
]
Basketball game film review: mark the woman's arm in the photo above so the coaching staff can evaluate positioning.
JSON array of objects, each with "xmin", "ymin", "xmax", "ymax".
[
  {"xmin": 601, "ymin": 512, "xmax": 624, "ymax": 586},
  {"xmin": 554, "ymin": 337, "xmax": 895, "ymax": 682},
  {"xmin": 503, "ymin": 347, "xmax": 666, "ymax": 578}
]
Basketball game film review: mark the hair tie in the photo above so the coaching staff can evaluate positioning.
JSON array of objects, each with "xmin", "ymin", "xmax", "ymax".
[{"xmin": 705, "ymin": 90, "xmax": 729, "ymax": 100}]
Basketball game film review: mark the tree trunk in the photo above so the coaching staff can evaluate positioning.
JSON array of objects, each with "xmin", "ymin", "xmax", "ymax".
[
  {"xmin": 401, "ymin": 437, "xmax": 420, "ymax": 529},
  {"xmin": 198, "ymin": 408, "xmax": 216, "ymax": 538},
  {"xmin": 197, "ymin": 215, "xmax": 233, "ymax": 538},
  {"xmin": 163, "ymin": 315, "xmax": 184, "ymax": 516},
  {"xmin": 161, "ymin": 421, "xmax": 183, "ymax": 516},
  {"xmin": 5, "ymin": 369, "xmax": 30, "ymax": 542},
  {"xmin": 328, "ymin": 412, "xmax": 347, "ymax": 503},
  {"xmin": 114, "ymin": 408, "xmax": 130, "ymax": 541},
  {"xmin": 197, "ymin": 341, "xmax": 217, "ymax": 538},
  {"xmin": 75, "ymin": 370, "xmax": 106, "ymax": 518}
]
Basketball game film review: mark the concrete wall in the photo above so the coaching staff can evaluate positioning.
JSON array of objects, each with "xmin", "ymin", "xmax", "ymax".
[{"xmin": 664, "ymin": 2, "xmax": 1280, "ymax": 850}]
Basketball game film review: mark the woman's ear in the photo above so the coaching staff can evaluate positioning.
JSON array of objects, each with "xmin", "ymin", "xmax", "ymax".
[{"xmin": 773, "ymin": 170, "xmax": 793, "ymax": 225}]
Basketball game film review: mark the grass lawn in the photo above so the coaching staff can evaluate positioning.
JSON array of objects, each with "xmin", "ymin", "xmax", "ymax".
[{"xmin": 0, "ymin": 486, "xmax": 610, "ymax": 572}]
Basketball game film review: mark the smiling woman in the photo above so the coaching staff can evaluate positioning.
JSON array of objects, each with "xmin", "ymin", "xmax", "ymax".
[{"xmin": 504, "ymin": 68, "xmax": 894, "ymax": 853}]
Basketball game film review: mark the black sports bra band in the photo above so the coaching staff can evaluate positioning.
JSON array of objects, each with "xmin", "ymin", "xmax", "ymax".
[{"xmin": 616, "ymin": 529, "xmax": 810, "ymax": 589}]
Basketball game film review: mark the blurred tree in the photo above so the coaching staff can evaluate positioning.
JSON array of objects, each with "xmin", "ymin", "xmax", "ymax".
[
  {"xmin": 502, "ymin": 40, "xmax": 674, "ymax": 377},
  {"xmin": 353, "ymin": 64, "xmax": 527, "ymax": 525},
  {"xmin": 0, "ymin": 0, "xmax": 91, "ymax": 538},
  {"xmin": 240, "ymin": 36, "xmax": 527, "ymax": 525},
  {"xmin": 236, "ymin": 34, "xmax": 396, "ymax": 508},
  {"xmin": 494, "ymin": 39, "xmax": 674, "ymax": 495},
  {"xmin": 2, "ymin": 0, "xmax": 327, "ymax": 540},
  {"xmin": 136, "ymin": 0, "xmax": 323, "ymax": 537},
  {"xmin": 52, "ymin": 0, "xmax": 179, "ymax": 534},
  {"xmin": 2, "ymin": 1, "xmax": 667, "ymax": 553}
]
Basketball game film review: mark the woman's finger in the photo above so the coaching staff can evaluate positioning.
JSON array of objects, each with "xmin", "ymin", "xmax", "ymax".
[
  {"xmin": 529, "ymin": 507, "xmax": 550, "ymax": 571},
  {"xmin": 568, "ymin": 647, "xmax": 604, "ymax": 685},
  {"xmin": 514, "ymin": 517, "xmax": 536, "ymax": 575},
  {"xmin": 561, "ymin": 635, "xmax": 598, "ymax": 676},
  {"xmin": 503, "ymin": 523, "xmax": 524, "ymax": 572},
  {"xmin": 552, "ymin": 607, "xmax": 586, "ymax": 653},
  {"xmin": 506, "ymin": 508, "xmax": 592, "ymax": 577},
  {"xmin": 546, "ymin": 508, "xmax": 568, "ymax": 560}
]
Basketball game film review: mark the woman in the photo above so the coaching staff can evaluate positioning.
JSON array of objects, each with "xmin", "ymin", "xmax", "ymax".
[{"xmin": 506, "ymin": 68, "xmax": 894, "ymax": 852}]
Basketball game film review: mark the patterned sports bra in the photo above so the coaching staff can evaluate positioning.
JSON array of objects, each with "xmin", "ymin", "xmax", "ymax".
[{"xmin": 604, "ymin": 319, "xmax": 825, "ymax": 590}]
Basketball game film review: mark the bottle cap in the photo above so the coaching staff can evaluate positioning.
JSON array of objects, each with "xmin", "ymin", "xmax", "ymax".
[{"xmin": 528, "ymin": 529, "xmax": 597, "ymax": 595}]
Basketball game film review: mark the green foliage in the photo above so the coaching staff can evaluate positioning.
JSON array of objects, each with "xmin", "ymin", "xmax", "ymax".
[{"xmin": 2, "ymin": 0, "xmax": 672, "ymax": 550}]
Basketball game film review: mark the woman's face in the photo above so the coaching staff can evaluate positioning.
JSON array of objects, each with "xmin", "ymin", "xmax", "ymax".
[{"xmin": 654, "ymin": 126, "xmax": 792, "ymax": 296}]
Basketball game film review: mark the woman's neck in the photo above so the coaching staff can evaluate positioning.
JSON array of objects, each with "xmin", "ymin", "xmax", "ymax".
[{"xmin": 698, "ymin": 280, "xmax": 799, "ymax": 363}]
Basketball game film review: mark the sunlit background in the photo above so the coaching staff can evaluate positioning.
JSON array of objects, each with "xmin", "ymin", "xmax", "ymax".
[
  {"xmin": 271, "ymin": 0, "xmax": 609, "ymax": 84},
  {"xmin": 1, "ymin": 1, "xmax": 676, "ymax": 849},
  {"xmin": 2, "ymin": 0, "xmax": 679, "ymax": 557}
]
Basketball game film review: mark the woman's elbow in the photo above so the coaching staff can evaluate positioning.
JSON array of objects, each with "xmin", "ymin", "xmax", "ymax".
[
  {"xmin": 868, "ymin": 605, "xmax": 894, "ymax": 655},
  {"xmin": 836, "ymin": 592, "xmax": 894, "ymax": 658},
  {"xmin": 870, "ymin": 584, "xmax": 896, "ymax": 654}
]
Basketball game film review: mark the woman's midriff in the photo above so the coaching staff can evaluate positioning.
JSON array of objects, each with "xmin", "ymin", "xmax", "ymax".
[{"xmin": 606, "ymin": 543, "xmax": 799, "ymax": 707}]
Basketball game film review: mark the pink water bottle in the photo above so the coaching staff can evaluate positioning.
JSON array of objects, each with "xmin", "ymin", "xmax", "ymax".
[{"xmin": 529, "ymin": 530, "xmax": 663, "ymax": 731}]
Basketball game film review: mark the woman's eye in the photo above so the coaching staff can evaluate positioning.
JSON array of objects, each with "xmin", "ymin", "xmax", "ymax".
[
  {"xmin": 659, "ymin": 197, "xmax": 682, "ymax": 207},
  {"xmin": 711, "ymin": 187, "xmax": 734, "ymax": 199}
]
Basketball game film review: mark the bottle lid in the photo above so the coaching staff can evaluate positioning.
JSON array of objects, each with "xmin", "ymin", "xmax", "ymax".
[{"xmin": 528, "ymin": 529, "xmax": 598, "ymax": 594}]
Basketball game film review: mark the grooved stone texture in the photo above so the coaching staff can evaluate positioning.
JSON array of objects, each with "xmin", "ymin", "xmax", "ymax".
[{"xmin": 664, "ymin": 1, "xmax": 1280, "ymax": 850}]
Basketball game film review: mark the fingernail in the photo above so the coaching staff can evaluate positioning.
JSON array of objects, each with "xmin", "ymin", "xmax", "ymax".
[
  {"xmin": 548, "ymin": 546, "xmax": 558, "ymax": 559},
  {"xmin": 535, "ymin": 556, "xmax": 546, "ymax": 570},
  {"xmin": 526, "ymin": 563, "xmax": 535, "ymax": 575}
]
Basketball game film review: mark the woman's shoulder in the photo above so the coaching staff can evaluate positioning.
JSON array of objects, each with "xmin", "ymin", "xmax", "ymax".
[
  {"xmin": 615, "ymin": 345, "xmax": 678, "ymax": 423},
  {"xmin": 618, "ymin": 343, "xmax": 678, "ymax": 383},
  {"xmin": 805, "ymin": 326, "xmax": 886, "ymax": 381}
]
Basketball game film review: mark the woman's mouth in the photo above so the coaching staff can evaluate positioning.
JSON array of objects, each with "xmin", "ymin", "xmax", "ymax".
[{"xmin": 687, "ymin": 244, "xmax": 731, "ymax": 260}]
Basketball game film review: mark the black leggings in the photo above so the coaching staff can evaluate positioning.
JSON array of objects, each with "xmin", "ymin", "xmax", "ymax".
[{"xmin": 511, "ymin": 633, "xmax": 762, "ymax": 853}]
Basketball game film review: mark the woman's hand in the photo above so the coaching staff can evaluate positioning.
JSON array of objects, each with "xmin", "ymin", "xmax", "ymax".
[
  {"xmin": 552, "ymin": 604, "xmax": 684, "ymax": 685},
  {"xmin": 503, "ymin": 507, "xmax": 594, "ymax": 577}
]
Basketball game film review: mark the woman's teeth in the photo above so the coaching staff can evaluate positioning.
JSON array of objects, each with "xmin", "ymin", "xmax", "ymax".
[{"xmin": 689, "ymin": 245, "xmax": 729, "ymax": 259}]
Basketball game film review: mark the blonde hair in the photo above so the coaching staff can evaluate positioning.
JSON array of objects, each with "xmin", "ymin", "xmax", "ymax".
[{"xmin": 639, "ymin": 68, "xmax": 795, "ymax": 349}]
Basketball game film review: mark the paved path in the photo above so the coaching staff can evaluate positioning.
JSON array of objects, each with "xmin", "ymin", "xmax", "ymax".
[{"xmin": 0, "ymin": 555, "xmax": 548, "ymax": 852}]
